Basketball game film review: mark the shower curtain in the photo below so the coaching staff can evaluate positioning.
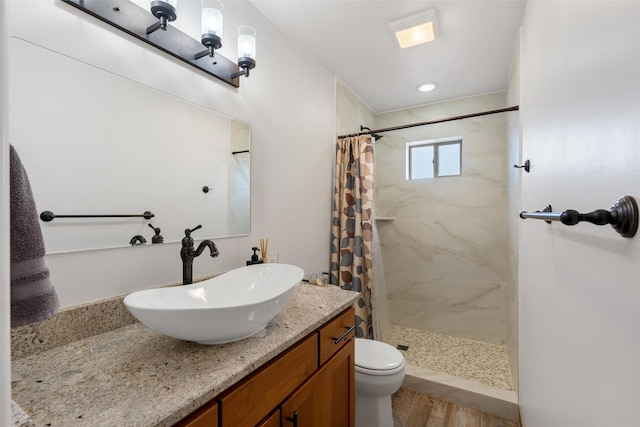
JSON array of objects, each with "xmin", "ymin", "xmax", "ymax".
[{"xmin": 330, "ymin": 135, "xmax": 375, "ymax": 338}]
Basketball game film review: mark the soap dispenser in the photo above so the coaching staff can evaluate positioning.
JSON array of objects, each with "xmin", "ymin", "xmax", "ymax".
[{"xmin": 246, "ymin": 247, "xmax": 263, "ymax": 265}]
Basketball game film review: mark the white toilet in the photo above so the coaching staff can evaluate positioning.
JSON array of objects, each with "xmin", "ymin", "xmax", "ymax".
[{"xmin": 354, "ymin": 338, "xmax": 406, "ymax": 427}]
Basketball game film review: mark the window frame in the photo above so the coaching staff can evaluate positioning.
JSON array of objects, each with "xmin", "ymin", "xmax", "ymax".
[{"xmin": 406, "ymin": 137, "xmax": 462, "ymax": 180}]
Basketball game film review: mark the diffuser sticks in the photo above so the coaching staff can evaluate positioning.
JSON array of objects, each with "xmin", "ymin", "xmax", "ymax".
[{"xmin": 260, "ymin": 238, "xmax": 269, "ymax": 263}]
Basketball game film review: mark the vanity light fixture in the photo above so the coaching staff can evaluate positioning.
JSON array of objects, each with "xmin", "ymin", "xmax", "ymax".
[
  {"xmin": 61, "ymin": 0, "xmax": 256, "ymax": 87},
  {"xmin": 146, "ymin": 0, "xmax": 178, "ymax": 34},
  {"xmin": 390, "ymin": 9, "xmax": 438, "ymax": 49},
  {"xmin": 194, "ymin": 1, "xmax": 257, "ymax": 79}
]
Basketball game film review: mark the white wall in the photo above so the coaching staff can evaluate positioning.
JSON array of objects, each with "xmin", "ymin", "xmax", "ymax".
[
  {"xmin": 1, "ymin": 0, "xmax": 10, "ymax": 423},
  {"xmin": 519, "ymin": 2, "xmax": 640, "ymax": 425},
  {"xmin": 5, "ymin": 0, "xmax": 335, "ymax": 308},
  {"xmin": 505, "ymin": 31, "xmax": 521, "ymax": 392}
]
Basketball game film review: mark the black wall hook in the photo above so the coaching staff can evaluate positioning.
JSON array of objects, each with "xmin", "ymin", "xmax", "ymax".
[{"xmin": 514, "ymin": 159, "xmax": 530, "ymax": 173}]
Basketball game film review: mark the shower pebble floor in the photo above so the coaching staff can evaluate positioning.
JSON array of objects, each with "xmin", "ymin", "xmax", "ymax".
[{"xmin": 388, "ymin": 325, "xmax": 514, "ymax": 392}]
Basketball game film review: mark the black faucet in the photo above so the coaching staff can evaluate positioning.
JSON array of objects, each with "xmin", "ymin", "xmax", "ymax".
[
  {"xmin": 129, "ymin": 235, "xmax": 147, "ymax": 245},
  {"xmin": 180, "ymin": 225, "xmax": 219, "ymax": 285}
]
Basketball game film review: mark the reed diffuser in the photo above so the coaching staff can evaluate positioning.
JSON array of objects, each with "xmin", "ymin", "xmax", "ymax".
[{"xmin": 260, "ymin": 238, "xmax": 269, "ymax": 263}]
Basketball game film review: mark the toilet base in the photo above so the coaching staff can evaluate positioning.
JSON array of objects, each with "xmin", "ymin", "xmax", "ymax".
[{"xmin": 355, "ymin": 393, "xmax": 393, "ymax": 427}]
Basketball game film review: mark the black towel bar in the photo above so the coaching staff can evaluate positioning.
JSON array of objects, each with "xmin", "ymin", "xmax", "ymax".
[
  {"xmin": 519, "ymin": 196, "xmax": 638, "ymax": 238},
  {"xmin": 39, "ymin": 210, "xmax": 154, "ymax": 222}
]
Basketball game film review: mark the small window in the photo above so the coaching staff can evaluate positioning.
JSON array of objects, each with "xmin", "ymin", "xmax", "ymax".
[{"xmin": 406, "ymin": 138, "xmax": 462, "ymax": 180}]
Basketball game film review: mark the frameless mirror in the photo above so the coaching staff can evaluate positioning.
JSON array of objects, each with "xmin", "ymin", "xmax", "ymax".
[{"xmin": 9, "ymin": 37, "xmax": 250, "ymax": 253}]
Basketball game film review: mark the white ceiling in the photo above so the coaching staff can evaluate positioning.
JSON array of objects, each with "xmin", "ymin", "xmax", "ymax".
[{"xmin": 250, "ymin": 0, "xmax": 527, "ymax": 113}]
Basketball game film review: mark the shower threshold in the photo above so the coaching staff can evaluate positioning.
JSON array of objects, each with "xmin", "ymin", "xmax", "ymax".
[{"xmin": 387, "ymin": 325, "xmax": 519, "ymax": 422}]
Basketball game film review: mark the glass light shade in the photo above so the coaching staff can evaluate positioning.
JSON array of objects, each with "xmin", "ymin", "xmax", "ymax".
[
  {"xmin": 201, "ymin": 0, "xmax": 223, "ymax": 36},
  {"xmin": 237, "ymin": 25, "xmax": 256, "ymax": 59}
]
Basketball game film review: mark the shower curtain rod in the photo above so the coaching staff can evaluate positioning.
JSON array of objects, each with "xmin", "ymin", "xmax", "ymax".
[{"xmin": 337, "ymin": 105, "xmax": 519, "ymax": 139}]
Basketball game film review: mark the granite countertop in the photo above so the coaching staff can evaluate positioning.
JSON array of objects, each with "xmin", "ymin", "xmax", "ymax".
[
  {"xmin": 12, "ymin": 284, "xmax": 358, "ymax": 427},
  {"xmin": 12, "ymin": 400, "xmax": 34, "ymax": 427}
]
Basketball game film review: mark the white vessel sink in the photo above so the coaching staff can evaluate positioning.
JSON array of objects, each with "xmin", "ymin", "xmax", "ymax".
[{"xmin": 124, "ymin": 263, "xmax": 304, "ymax": 344}]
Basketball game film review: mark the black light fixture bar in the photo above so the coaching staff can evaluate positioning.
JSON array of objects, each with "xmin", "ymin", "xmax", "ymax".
[{"xmin": 61, "ymin": 0, "xmax": 241, "ymax": 88}]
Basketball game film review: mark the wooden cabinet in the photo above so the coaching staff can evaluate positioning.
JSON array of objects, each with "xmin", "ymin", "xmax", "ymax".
[
  {"xmin": 281, "ymin": 339, "xmax": 355, "ymax": 427},
  {"xmin": 220, "ymin": 334, "xmax": 318, "ymax": 426},
  {"xmin": 257, "ymin": 409, "xmax": 281, "ymax": 427},
  {"xmin": 175, "ymin": 307, "xmax": 355, "ymax": 427},
  {"xmin": 176, "ymin": 402, "xmax": 218, "ymax": 427}
]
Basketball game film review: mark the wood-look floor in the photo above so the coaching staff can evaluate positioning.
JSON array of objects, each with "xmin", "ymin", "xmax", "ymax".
[{"xmin": 392, "ymin": 388, "xmax": 521, "ymax": 427}]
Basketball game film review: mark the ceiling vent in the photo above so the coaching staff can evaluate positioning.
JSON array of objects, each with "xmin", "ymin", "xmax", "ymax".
[{"xmin": 390, "ymin": 9, "xmax": 438, "ymax": 49}]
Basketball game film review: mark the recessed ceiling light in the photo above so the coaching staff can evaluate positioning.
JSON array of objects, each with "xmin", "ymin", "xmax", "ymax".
[
  {"xmin": 416, "ymin": 82, "xmax": 438, "ymax": 93},
  {"xmin": 390, "ymin": 9, "xmax": 438, "ymax": 49}
]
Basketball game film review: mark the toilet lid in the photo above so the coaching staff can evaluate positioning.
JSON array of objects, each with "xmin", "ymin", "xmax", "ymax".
[{"xmin": 355, "ymin": 338, "xmax": 405, "ymax": 371}]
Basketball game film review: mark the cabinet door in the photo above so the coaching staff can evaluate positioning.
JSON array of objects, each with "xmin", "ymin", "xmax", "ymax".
[
  {"xmin": 319, "ymin": 338, "xmax": 355, "ymax": 427},
  {"xmin": 257, "ymin": 409, "xmax": 280, "ymax": 427},
  {"xmin": 282, "ymin": 339, "xmax": 355, "ymax": 427}
]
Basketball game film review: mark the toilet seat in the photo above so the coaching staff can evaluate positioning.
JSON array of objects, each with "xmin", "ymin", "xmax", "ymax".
[{"xmin": 355, "ymin": 338, "xmax": 406, "ymax": 376}]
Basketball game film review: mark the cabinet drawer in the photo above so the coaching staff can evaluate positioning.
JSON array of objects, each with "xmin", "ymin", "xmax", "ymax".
[
  {"xmin": 175, "ymin": 401, "xmax": 218, "ymax": 427},
  {"xmin": 220, "ymin": 333, "xmax": 318, "ymax": 426},
  {"xmin": 319, "ymin": 307, "xmax": 355, "ymax": 365}
]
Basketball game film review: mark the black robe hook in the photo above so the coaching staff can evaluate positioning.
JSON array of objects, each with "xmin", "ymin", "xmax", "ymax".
[{"xmin": 514, "ymin": 159, "xmax": 530, "ymax": 173}]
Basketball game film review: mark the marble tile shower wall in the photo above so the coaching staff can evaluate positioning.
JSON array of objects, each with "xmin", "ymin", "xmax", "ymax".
[
  {"xmin": 375, "ymin": 92, "xmax": 509, "ymax": 345},
  {"xmin": 336, "ymin": 80, "xmax": 377, "ymax": 135}
]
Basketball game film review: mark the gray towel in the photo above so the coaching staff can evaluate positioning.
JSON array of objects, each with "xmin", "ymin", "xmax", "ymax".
[{"xmin": 10, "ymin": 144, "xmax": 59, "ymax": 328}]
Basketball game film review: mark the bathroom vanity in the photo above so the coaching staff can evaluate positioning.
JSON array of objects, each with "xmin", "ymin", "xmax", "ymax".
[
  {"xmin": 11, "ymin": 283, "xmax": 358, "ymax": 426},
  {"xmin": 179, "ymin": 307, "xmax": 355, "ymax": 427}
]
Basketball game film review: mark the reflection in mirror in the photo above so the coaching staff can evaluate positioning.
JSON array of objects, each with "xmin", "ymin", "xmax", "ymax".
[{"xmin": 9, "ymin": 37, "xmax": 250, "ymax": 253}]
